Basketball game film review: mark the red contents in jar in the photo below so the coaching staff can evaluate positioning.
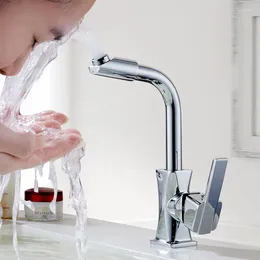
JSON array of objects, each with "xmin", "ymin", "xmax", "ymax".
[{"xmin": 25, "ymin": 187, "xmax": 63, "ymax": 203}]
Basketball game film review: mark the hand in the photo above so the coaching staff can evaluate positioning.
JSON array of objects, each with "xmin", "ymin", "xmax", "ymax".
[{"xmin": 0, "ymin": 110, "xmax": 82, "ymax": 175}]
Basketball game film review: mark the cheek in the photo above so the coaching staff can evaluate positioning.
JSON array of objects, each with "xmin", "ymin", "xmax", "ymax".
[
  {"xmin": 0, "ymin": 42, "xmax": 21, "ymax": 69},
  {"xmin": 0, "ymin": 25, "xmax": 32, "ymax": 69}
]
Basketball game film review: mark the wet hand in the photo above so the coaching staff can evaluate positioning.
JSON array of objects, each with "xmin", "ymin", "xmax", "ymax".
[
  {"xmin": 18, "ymin": 110, "xmax": 68, "ymax": 131},
  {"xmin": 0, "ymin": 110, "xmax": 82, "ymax": 175}
]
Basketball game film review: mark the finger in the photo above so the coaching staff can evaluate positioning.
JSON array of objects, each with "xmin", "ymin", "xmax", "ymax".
[
  {"xmin": 18, "ymin": 110, "xmax": 55, "ymax": 119},
  {"xmin": 35, "ymin": 110, "xmax": 56, "ymax": 116},
  {"xmin": 0, "ymin": 123, "xmax": 45, "ymax": 158},
  {"xmin": 18, "ymin": 111, "xmax": 68, "ymax": 125},
  {"xmin": 62, "ymin": 128, "xmax": 81, "ymax": 136},
  {"xmin": 39, "ymin": 128, "xmax": 82, "ymax": 143},
  {"xmin": 31, "ymin": 120, "xmax": 61, "ymax": 134},
  {"xmin": 34, "ymin": 113, "xmax": 68, "ymax": 125}
]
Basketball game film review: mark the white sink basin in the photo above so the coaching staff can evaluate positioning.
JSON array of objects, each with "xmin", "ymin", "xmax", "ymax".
[{"xmin": 0, "ymin": 213, "xmax": 258, "ymax": 260}]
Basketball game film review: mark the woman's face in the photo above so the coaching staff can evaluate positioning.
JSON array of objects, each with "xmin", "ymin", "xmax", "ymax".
[{"xmin": 0, "ymin": 0, "xmax": 95, "ymax": 76}]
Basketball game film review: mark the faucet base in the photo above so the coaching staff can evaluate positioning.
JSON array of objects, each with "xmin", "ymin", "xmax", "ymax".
[{"xmin": 150, "ymin": 239, "xmax": 197, "ymax": 249}]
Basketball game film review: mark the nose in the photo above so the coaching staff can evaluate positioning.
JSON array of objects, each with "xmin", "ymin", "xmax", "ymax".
[
  {"xmin": 1, "ymin": 64, "xmax": 24, "ymax": 76},
  {"xmin": 0, "ymin": 66, "xmax": 22, "ymax": 76},
  {"xmin": 0, "ymin": 69, "xmax": 7, "ymax": 76}
]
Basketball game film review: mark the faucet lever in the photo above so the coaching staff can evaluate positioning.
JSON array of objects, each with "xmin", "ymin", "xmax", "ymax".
[
  {"xmin": 184, "ymin": 158, "xmax": 228, "ymax": 234},
  {"xmin": 167, "ymin": 158, "xmax": 228, "ymax": 235},
  {"xmin": 203, "ymin": 158, "xmax": 227, "ymax": 215}
]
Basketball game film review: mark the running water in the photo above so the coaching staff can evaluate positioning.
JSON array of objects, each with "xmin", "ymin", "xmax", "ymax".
[
  {"xmin": 0, "ymin": 27, "xmax": 88, "ymax": 260},
  {"xmin": 62, "ymin": 144, "xmax": 87, "ymax": 260}
]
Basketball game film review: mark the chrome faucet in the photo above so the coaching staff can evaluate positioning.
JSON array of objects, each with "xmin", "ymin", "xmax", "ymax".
[{"xmin": 88, "ymin": 55, "xmax": 228, "ymax": 249}]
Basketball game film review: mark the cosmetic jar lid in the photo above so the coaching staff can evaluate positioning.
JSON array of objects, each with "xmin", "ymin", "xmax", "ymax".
[{"xmin": 25, "ymin": 187, "xmax": 63, "ymax": 202}]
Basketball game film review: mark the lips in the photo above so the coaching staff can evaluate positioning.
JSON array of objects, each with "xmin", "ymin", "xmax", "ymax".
[{"xmin": 0, "ymin": 69, "xmax": 6, "ymax": 76}]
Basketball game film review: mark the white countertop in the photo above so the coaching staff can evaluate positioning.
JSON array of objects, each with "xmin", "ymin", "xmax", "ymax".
[{"xmin": 2, "ymin": 212, "xmax": 257, "ymax": 260}]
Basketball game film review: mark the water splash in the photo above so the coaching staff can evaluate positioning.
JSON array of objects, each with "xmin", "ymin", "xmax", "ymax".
[
  {"xmin": 12, "ymin": 170, "xmax": 21, "ymax": 260},
  {"xmin": 0, "ymin": 174, "xmax": 11, "ymax": 228},
  {"xmin": 62, "ymin": 142, "xmax": 87, "ymax": 260},
  {"xmin": 0, "ymin": 26, "xmax": 88, "ymax": 260},
  {"xmin": 49, "ymin": 161, "xmax": 58, "ymax": 214},
  {"xmin": 34, "ymin": 169, "xmax": 39, "ymax": 193}
]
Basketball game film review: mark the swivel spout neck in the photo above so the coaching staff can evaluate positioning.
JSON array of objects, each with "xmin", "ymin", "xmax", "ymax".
[{"xmin": 89, "ymin": 55, "xmax": 182, "ymax": 171}]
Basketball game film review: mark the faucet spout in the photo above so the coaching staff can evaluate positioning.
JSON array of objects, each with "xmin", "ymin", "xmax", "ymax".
[
  {"xmin": 138, "ymin": 66, "xmax": 182, "ymax": 171},
  {"xmin": 89, "ymin": 56, "xmax": 182, "ymax": 172}
]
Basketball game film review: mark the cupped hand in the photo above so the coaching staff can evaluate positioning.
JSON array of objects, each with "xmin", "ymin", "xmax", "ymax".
[{"xmin": 0, "ymin": 110, "xmax": 82, "ymax": 175}]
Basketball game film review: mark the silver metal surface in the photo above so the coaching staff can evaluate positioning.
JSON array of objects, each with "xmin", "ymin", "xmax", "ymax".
[
  {"xmin": 88, "ymin": 55, "xmax": 228, "ymax": 249},
  {"xmin": 89, "ymin": 57, "xmax": 182, "ymax": 171},
  {"xmin": 167, "ymin": 159, "xmax": 228, "ymax": 235}
]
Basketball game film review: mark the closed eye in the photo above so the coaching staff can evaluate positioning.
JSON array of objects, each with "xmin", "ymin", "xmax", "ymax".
[
  {"xmin": 54, "ymin": 35, "xmax": 62, "ymax": 41},
  {"xmin": 32, "ymin": 38, "xmax": 38, "ymax": 48}
]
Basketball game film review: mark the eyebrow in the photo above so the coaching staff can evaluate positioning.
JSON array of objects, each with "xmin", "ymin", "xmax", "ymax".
[{"xmin": 50, "ymin": 28, "xmax": 65, "ymax": 41}]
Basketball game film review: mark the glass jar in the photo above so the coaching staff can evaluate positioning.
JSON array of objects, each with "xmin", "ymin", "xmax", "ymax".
[{"xmin": 24, "ymin": 187, "xmax": 63, "ymax": 222}]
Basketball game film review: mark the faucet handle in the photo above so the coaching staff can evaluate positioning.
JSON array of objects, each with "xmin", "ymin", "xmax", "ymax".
[
  {"xmin": 183, "ymin": 158, "xmax": 228, "ymax": 234},
  {"xmin": 203, "ymin": 158, "xmax": 227, "ymax": 212},
  {"xmin": 167, "ymin": 158, "xmax": 228, "ymax": 235}
]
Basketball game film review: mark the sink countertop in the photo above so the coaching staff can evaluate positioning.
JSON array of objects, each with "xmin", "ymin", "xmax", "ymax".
[{"xmin": 9, "ymin": 212, "xmax": 260, "ymax": 260}]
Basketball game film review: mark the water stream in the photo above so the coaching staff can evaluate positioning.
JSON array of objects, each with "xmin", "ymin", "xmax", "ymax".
[{"xmin": 0, "ymin": 28, "xmax": 88, "ymax": 260}]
